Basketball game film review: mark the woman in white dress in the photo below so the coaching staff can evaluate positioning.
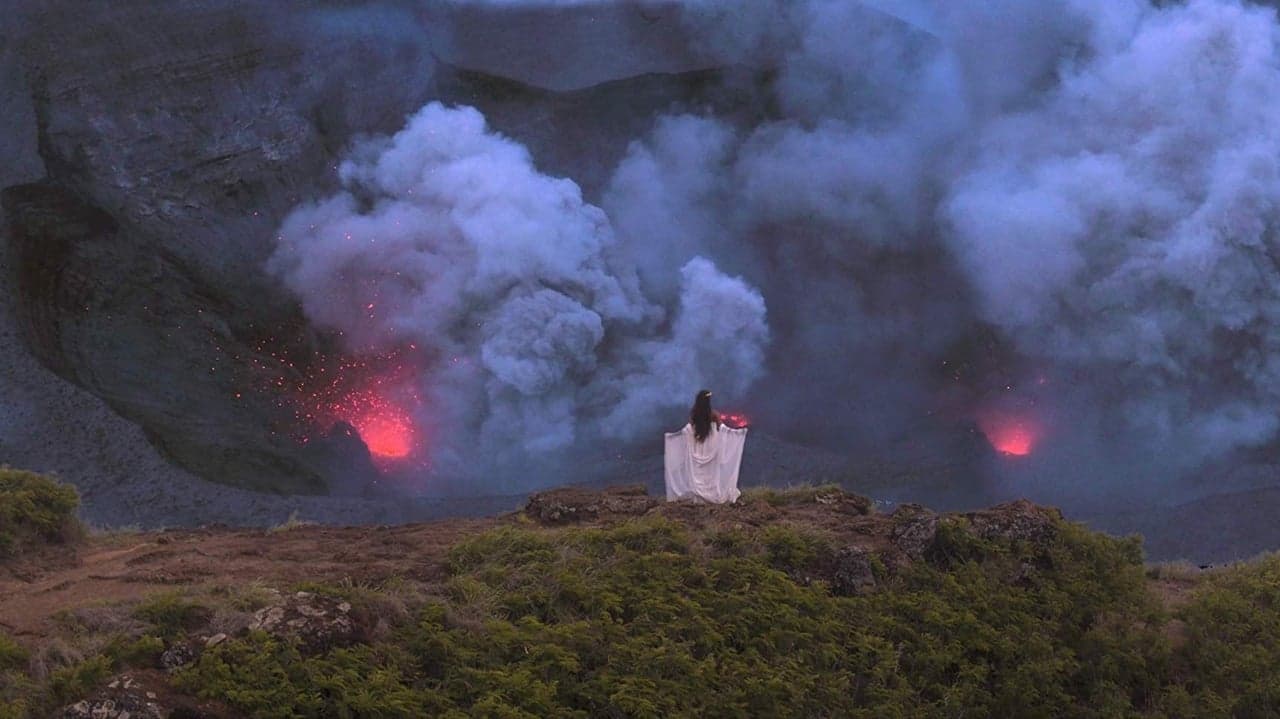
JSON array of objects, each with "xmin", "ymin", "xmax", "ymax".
[{"xmin": 663, "ymin": 390, "xmax": 748, "ymax": 503}]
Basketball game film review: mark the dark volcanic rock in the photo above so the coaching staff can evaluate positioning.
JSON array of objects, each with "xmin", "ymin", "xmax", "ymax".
[
  {"xmin": 525, "ymin": 484, "xmax": 660, "ymax": 524},
  {"xmin": 964, "ymin": 499, "xmax": 1062, "ymax": 545},
  {"xmin": 159, "ymin": 641, "xmax": 199, "ymax": 674},
  {"xmin": 889, "ymin": 503, "xmax": 939, "ymax": 559}
]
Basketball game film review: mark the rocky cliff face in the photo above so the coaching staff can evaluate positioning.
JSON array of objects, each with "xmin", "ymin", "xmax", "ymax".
[{"xmin": 1, "ymin": 0, "xmax": 739, "ymax": 498}]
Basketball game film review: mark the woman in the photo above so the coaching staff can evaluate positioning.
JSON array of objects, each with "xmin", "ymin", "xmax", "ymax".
[{"xmin": 663, "ymin": 390, "xmax": 748, "ymax": 503}]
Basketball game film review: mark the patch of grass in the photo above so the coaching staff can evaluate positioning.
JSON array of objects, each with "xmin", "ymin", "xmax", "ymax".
[
  {"xmin": 131, "ymin": 592, "xmax": 212, "ymax": 639},
  {"xmin": 46, "ymin": 655, "xmax": 112, "ymax": 707},
  {"xmin": 741, "ymin": 483, "xmax": 847, "ymax": 506},
  {"xmin": 0, "ymin": 634, "xmax": 26, "ymax": 673},
  {"xmin": 208, "ymin": 580, "xmax": 280, "ymax": 613},
  {"xmin": 761, "ymin": 524, "xmax": 830, "ymax": 574},
  {"xmin": 270, "ymin": 510, "xmax": 315, "ymax": 533},
  {"xmin": 0, "ymin": 468, "xmax": 82, "ymax": 556},
  {"xmin": 1146, "ymin": 561, "xmax": 1206, "ymax": 582},
  {"xmin": 100, "ymin": 634, "xmax": 165, "ymax": 669}
]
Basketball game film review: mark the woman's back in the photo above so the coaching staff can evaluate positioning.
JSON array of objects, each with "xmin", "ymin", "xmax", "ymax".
[{"xmin": 665, "ymin": 419, "xmax": 747, "ymax": 504}]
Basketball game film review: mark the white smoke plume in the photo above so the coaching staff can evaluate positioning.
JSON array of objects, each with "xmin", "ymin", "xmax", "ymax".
[
  {"xmin": 275, "ymin": 0, "xmax": 1280, "ymax": 503},
  {"xmin": 597, "ymin": 0, "xmax": 1280, "ymax": 503},
  {"xmin": 270, "ymin": 103, "xmax": 768, "ymax": 479}
]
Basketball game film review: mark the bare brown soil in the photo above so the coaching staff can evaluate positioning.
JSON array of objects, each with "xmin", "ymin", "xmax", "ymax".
[{"xmin": 0, "ymin": 517, "xmax": 499, "ymax": 642}]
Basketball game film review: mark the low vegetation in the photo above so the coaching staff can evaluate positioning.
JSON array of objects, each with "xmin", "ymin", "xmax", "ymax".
[
  {"xmin": 0, "ymin": 468, "xmax": 81, "ymax": 556},
  {"xmin": 4, "ymin": 476, "xmax": 1280, "ymax": 717}
]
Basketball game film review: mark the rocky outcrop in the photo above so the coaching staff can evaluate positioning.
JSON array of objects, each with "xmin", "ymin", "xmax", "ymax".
[
  {"xmin": 248, "ymin": 591, "xmax": 361, "ymax": 654},
  {"xmin": 60, "ymin": 671, "xmax": 240, "ymax": 719},
  {"xmin": 4, "ymin": 1, "xmax": 417, "ymax": 495},
  {"xmin": 964, "ymin": 499, "xmax": 1062, "ymax": 545},
  {"xmin": 889, "ymin": 503, "xmax": 940, "ymax": 559}
]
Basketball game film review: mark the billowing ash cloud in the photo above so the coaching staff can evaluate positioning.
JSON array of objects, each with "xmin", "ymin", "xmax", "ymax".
[
  {"xmin": 601, "ymin": 0, "xmax": 1280, "ymax": 496},
  {"xmin": 276, "ymin": 0, "xmax": 1280, "ymax": 501},
  {"xmin": 942, "ymin": 0, "xmax": 1280, "ymax": 464},
  {"xmin": 270, "ymin": 103, "xmax": 767, "ymax": 477}
]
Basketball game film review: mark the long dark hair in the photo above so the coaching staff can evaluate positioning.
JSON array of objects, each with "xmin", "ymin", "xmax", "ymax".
[{"xmin": 690, "ymin": 389, "xmax": 717, "ymax": 442}]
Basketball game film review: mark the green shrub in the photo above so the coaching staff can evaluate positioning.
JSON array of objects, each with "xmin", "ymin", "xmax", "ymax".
[
  {"xmin": 46, "ymin": 655, "xmax": 112, "ymax": 707},
  {"xmin": 176, "ymin": 632, "xmax": 449, "ymax": 719},
  {"xmin": 0, "ymin": 635, "xmax": 26, "ymax": 673},
  {"xmin": 761, "ymin": 525, "xmax": 828, "ymax": 575},
  {"xmin": 925, "ymin": 517, "xmax": 997, "ymax": 567},
  {"xmin": 705, "ymin": 526, "xmax": 754, "ymax": 557},
  {"xmin": 0, "ymin": 468, "xmax": 82, "ymax": 555},
  {"xmin": 102, "ymin": 634, "xmax": 165, "ymax": 668},
  {"xmin": 1164, "ymin": 554, "xmax": 1280, "ymax": 717},
  {"xmin": 26, "ymin": 500, "xmax": 1280, "ymax": 718},
  {"xmin": 131, "ymin": 592, "xmax": 212, "ymax": 639},
  {"xmin": 170, "ymin": 510, "xmax": 1193, "ymax": 718}
]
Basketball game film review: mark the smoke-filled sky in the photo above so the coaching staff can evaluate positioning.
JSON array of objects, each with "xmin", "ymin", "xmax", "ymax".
[{"xmin": 273, "ymin": 0, "xmax": 1280, "ymax": 499}]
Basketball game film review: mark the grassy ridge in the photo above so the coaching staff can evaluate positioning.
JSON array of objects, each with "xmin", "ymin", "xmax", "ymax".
[
  {"xmin": 3, "ymin": 475, "xmax": 1280, "ymax": 717},
  {"xmin": 169, "ymin": 518, "xmax": 1275, "ymax": 718}
]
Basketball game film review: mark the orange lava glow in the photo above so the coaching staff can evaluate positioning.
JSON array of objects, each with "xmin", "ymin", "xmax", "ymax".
[
  {"xmin": 977, "ymin": 412, "xmax": 1039, "ymax": 457},
  {"xmin": 240, "ymin": 340, "xmax": 427, "ymax": 469},
  {"xmin": 352, "ymin": 408, "xmax": 416, "ymax": 459}
]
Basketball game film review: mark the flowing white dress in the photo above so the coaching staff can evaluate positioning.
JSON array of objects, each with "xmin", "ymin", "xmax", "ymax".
[{"xmin": 663, "ymin": 422, "xmax": 747, "ymax": 503}]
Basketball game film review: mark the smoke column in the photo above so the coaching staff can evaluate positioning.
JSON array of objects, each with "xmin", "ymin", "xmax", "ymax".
[
  {"xmin": 276, "ymin": 0, "xmax": 1280, "ymax": 505},
  {"xmin": 270, "ymin": 103, "xmax": 768, "ymax": 486},
  {"xmin": 661, "ymin": 0, "xmax": 1280, "ymax": 503}
]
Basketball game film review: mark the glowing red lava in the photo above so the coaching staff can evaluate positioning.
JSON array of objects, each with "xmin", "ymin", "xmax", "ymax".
[
  {"xmin": 241, "ymin": 340, "xmax": 427, "ymax": 469},
  {"xmin": 322, "ymin": 372, "xmax": 425, "ymax": 467},
  {"xmin": 350, "ymin": 406, "xmax": 416, "ymax": 459},
  {"xmin": 977, "ymin": 412, "xmax": 1039, "ymax": 457}
]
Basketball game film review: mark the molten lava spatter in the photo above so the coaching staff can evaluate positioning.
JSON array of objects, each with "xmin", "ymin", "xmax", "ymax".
[
  {"xmin": 237, "ymin": 338, "xmax": 428, "ymax": 468},
  {"xmin": 357, "ymin": 413, "xmax": 415, "ymax": 459},
  {"xmin": 331, "ymin": 387, "xmax": 420, "ymax": 462}
]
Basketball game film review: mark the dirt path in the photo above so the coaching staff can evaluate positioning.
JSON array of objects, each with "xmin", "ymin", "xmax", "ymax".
[{"xmin": 0, "ymin": 517, "xmax": 500, "ymax": 640}]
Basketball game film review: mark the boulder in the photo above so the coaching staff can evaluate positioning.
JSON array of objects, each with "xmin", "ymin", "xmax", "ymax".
[
  {"xmin": 964, "ymin": 499, "xmax": 1062, "ymax": 545},
  {"xmin": 889, "ymin": 503, "xmax": 939, "ymax": 559}
]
